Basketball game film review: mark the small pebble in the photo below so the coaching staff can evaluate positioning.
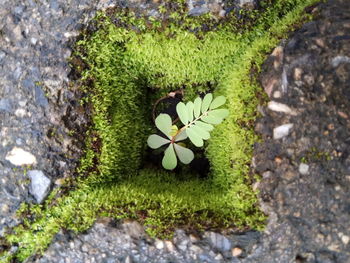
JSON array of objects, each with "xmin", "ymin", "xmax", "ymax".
[
  {"xmin": 273, "ymin": 91, "xmax": 282, "ymax": 98},
  {"xmin": 15, "ymin": 108, "xmax": 26, "ymax": 118},
  {"xmin": 273, "ymin": 123, "xmax": 293, "ymax": 139},
  {"xmin": 28, "ymin": 170, "xmax": 51, "ymax": 204},
  {"xmin": 299, "ymin": 163, "xmax": 309, "ymax": 175},
  {"xmin": 268, "ymin": 101, "xmax": 296, "ymax": 115},
  {"xmin": 5, "ymin": 147, "xmax": 37, "ymax": 166},
  {"xmin": 164, "ymin": 241, "xmax": 175, "ymax": 252},
  {"xmin": 155, "ymin": 239, "xmax": 164, "ymax": 250},
  {"xmin": 331, "ymin": 56, "xmax": 350, "ymax": 67},
  {"xmin": 341, "ymin": 235, "xmax": 349, "ymax": 245},
  {"xmin": 232, "ymin": 247, "xmax": 243, "ymax": 257},
  {"xmin": 293, "ymin": 67, "xmax": 303, "ymax": 80}
]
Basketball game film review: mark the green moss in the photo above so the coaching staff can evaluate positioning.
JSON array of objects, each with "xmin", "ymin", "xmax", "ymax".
[{"xmin": 0, "ymin": 0, "xmax": 321, "ymax": 261}]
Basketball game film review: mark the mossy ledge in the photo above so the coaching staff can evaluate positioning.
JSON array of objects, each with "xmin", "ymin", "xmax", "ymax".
[{"xmin": 1, "ymin": 0, "xmax": 321, "ymax": 262}]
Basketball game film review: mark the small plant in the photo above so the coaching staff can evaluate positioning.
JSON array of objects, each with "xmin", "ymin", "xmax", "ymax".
[{"xmin": 147, "ymin": 93, "xmax": 229, "ymax": 170}]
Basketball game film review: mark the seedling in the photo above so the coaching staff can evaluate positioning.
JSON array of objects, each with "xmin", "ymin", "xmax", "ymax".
[{"xmin": 147, "ymin": 93, "xmax": 229, "ymax": 170}]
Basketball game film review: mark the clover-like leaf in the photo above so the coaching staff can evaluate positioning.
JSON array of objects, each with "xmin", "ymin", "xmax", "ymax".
[
  {"xmin": 155, "ymin": 114, "xmax": 172, "ymax": 139},
  {"xmin": 193, "ymin": 97, "xmax": 202, "ymax": 118},
  {"xmin": 209, "ymin": 96, "xmax": 226, "ymax": 110},
  {"xmin": 174, "ymin": 129, "xmax": 187, "ymax": 142},
  {"xmin": 147, "ymin": 134, "xmax": 170, "ymax": 149},
  {"xmin": 162, "ymin": 144, "xmax": 177, "ymax": 170},
  {"xmin": 170, "ymin": 125, "xmax": 178, "ymax": 137},
  {"xmin": 174, "ymin": 143, "xmax": 194, "ymax": 164},
  {"xmin": 201, "ymin": 93, "xmax": 213, "ymax": 113},
  {"xmin": 176, "ymin": 102, "xmax": 188, "ymax": 125}
]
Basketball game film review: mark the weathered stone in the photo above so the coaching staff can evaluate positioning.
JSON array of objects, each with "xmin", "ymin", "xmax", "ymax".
[
  {"xmin": 273, "ymin": 123, "xmax": 293, "ymax": 140},
  {"xmin": 28, "ymin": 170, "xmax": 51, "ymax": 204},
  {"xmin": 155, "ymin": 239, "xmax": 164, "ymax": 250},
  {"xmin": 331, "ymin": 56, "xmax": 350, "ymax": 67},
  {"xmin": 206, "ymin": 232, "xmax": 232, "ymax": 252},
  {"xmin": 5, "ymin": 147, "xmax": 37, "ymax": 166},
  {"xmin": 298, "ymin": 163, "xmax": 309, "ymax": 175},
  {"xmin": 268, "ymin": 101, "xmax": 296, "ymax": 115},
  {"xmin": 232, "ymin": 247, "xmax": 243, "ymax": 257}
]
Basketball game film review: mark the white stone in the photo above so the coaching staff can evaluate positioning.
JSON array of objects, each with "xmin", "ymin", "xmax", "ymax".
[
  {"xmin": 28, "ymin": 170, "xmax": 51, "ymax": 204},
  {"xmin": 331, "ymin": 56, "xmax": 350, "ymax": 67},
  {"xmin": 219, "ymin": 9, "xmax": 226, "ymax": 17},
  {"xmin": 124, "ymin": 255, "xmax": 132, "ymax": 263},
  {"xmin": 155, "ymin": 239, "xmax": 164, "ymax": 250},
  {"xmin": 30, "ymin": 37, "xmax": 38, "ymax": 45},
  {"xmin": 341, "ymin": 235, "xmax": 349, "ymax": 245},
  {"xmin": 215, "ymin": 253, "xmax": 224, "ymax": 260},
  {"xmin": 273, "ymin": 91, "xmax": 282, "ymax": 98},
  {"xmin": 15, "ymin": 108, "xmax": 26, "ymax": 117},
  {"xmin": 5, "ymin": 147, "xmax": 37, "ymax": 166},
  {"xmin": 238, "ymin": 0, "xmax": 255, "ymax": 7},
  {"xmin": 164, "ymin": 240, "xmax": 175, "ymax": 252},
  {"xmin": 232, "ymin": 247, "xmax": 243, "ymax": 257},
  {"xmin": 268, "ymin": 101, "xmax": 296, "ymax": 115},
  {"xmin": 273, "ymin": 123, "xmax": 293, "ymax": 139},
  {"xmin": 190, "ymin": 245, "xmax": 203, "ymax": 254},
  {"xmin": 299, "ymin": 163, "xmax": 309, "ymax": 175}
]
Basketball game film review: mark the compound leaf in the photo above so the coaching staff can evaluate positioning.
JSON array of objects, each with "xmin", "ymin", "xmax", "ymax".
[
  {"xmin": 201, "ymin": 115, "xmax": 223, "ymax": 125},
  {"xmin": 188, "ymin": 125, "xmax": 210, "ymax": 140},
  {"xmin": 186, "ymin": 127, "xmax": 203, "ymax": 147},
  {"xmin": 208, "ymin": 109, "xmax": 229, "ymax": 119},
  {"xmin": 201, "ymin": 93, "xmax": 213, "ymax": 113},
  {"xmin": 195, "ymin": 121, "xmax": 214, "ymax": 131},
  {"xmin": 174, "ymin": 144, "xmax": 194, "ymax": 164},
  {"xmin": 155, "ymin": 114, "xmax": 172, "ymax": 139},
  {"xmin": 176, "ymin": 102, "xmax": 188, "ymax": 125},
  {"xmin": 209, "ymin": 96, "xmax": 226, "ymax": 110},
  {"xmin": 147, "ymin": 134, "xmax": 170, "ymax": 149},
  {"xmin": 162, "ymin": 144, "xmax": 177, "ymax": 170},
  {"xmin": 193, "ymin": 97, "xmax": 202, "ymax": 118},
  {"xmin": 186, "ymin": 101, "xmax": 194, "ymax": 122}
]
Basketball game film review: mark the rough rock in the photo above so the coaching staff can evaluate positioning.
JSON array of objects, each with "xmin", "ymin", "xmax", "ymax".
[
  {"xmin": 273, "ymin": 123, "xmax": 293, "ymax": 140},
  {"xmin": 28, "ymin": 170, "xmax": 51, "ymax": 204},
  {"xmin": 0, "ymin": 0, "xmax": 99, "ymax": 238},
  {"xmin": 205, "ymin": 231, "xmax": 232, "ymax": 253},
  {"xmin": 252, "ymin": 1, "xmax": 350, "ymax": 262},
  {"xmin": 5, "ymin": 147, "xmax": 37, "ymax": 166}
]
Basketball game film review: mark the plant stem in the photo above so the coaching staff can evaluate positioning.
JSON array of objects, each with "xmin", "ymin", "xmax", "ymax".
[{"xmin": 172, "ymin": 111, "xmax": 209, "ymax": 141}]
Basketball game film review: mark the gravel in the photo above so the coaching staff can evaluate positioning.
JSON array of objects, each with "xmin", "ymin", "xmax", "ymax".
[
  {"xmin": 254, "ymin": 1, "xmax": 350, "ymax": 262},
  {"xmin": 0, "ymin": 0, "xmax": 99, "ymax": 237}
]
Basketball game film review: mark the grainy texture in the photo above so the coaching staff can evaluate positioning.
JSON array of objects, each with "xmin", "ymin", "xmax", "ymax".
[
  {"xmin": 0, "ymin": 0, "xmax": 100, "ymax": 237},
  {"xmin": 32, "ymin": 1, "xmax": 350, "ymax": 263},
  {"xmin": 1, "ymin": 0, "xmax": 350, "ymax": 262},
  {"xmin": 253, "ymin": 1, "xmax": 350, "ymax": 262}
]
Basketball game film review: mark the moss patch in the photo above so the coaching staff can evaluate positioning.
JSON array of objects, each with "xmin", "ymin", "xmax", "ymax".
[{"xmin": 1, "ymin": 0, "xmax": 321, "ymax": 262}]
